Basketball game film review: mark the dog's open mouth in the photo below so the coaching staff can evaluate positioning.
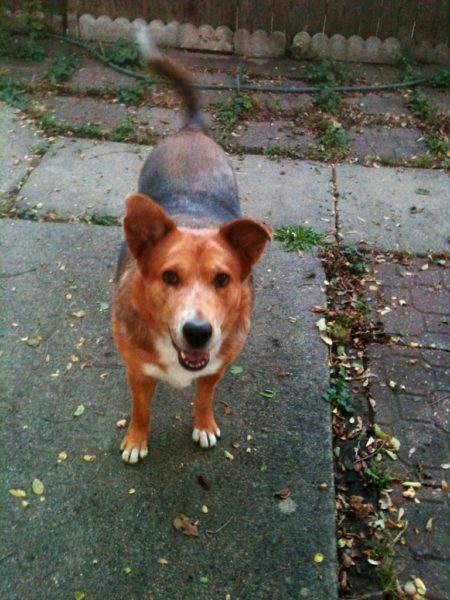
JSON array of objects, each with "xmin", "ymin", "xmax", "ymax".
[{"xmin": 176, "ymin": 347, "xmax": 210, "ymax": 371}]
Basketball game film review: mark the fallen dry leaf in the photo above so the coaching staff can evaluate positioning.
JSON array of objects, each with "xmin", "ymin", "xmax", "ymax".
[
  {"xmin": 116, "ymin": 419, "xmax": 127, "ymax": 428},
  {"xmin": 274, "ymin": 487, "xmax": 291, "ymax": 500},
  {"xmin": 173, "ymin": 513, "xmax": 199, "ymax": 537},
  {"xmin": 9, "ymin": 489, "xmax": 27, "ymax": 498},
  {"xmin": 158, "ymin": 558, "xmax": 169, "ymax": 565},
  {"xmin": 314, "ymin": 552, "xmax": 324, "ymax": 563},
  {"xmin": 32, "ymin": 478, "xmax": 44, "ymax": 496},
  {"xmin": 83, "ymin": 454, "xmax": 96, "ymax": 463}
]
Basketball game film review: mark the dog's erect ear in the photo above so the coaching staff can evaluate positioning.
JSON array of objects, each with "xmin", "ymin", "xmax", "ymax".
[
  {"xmin": 220, "ymin": 219, "xmax": 272, "ymax": 280},
  {"xmin": 124, "ymin": 193, "xmax": 176, "ymax": 260}
]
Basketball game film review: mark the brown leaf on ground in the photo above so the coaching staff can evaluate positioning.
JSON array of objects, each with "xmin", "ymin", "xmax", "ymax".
[
  {"xmin": 173, "ymin": 513, "xmax": 199, "ymax": 537},
  {"xmin": 274, "ymin": 487, "xmax": 291, "ymax": 499}
]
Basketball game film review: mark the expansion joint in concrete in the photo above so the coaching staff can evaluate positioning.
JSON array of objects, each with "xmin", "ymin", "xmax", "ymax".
[{"xmin": 330, "ymin": 166, "xmax": 341, "ymax": 247}]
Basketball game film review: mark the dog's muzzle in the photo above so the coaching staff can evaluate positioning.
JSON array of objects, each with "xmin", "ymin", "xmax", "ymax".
[{"xmin": 173, "ymin": 319, "xmax": 213, "ymax": 371}]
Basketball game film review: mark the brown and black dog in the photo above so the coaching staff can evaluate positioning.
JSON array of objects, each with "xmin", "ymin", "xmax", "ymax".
[{"xmin": 112, "ymin": 30, "xmax": 271, "ymax": 463}]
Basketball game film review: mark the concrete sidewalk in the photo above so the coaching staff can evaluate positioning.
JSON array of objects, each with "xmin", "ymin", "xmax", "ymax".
[
  {"xmin": 1, "ymin": 77, "xmax": 449, "ymax": 600},
  {"xmin": 1, "ymin": 109, "xmax": 337, "ymax": 599}
]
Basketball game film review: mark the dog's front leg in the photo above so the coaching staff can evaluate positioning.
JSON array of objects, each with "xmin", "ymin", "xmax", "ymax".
[
  {"xmin": 192, "ymin": 371, "xmax": 224, "ymax": 449},
  {"xmin": 120, "ymin": 372, "xmax": 157, "ymax": 463}
]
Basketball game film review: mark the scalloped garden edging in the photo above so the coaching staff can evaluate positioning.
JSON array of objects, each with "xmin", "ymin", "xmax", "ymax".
[
  {"xmin": 2, "ymin": 8, "xmax": 449, "ymax": 65},
  {"xmin": 75, "ymin": 14, "xmax": 449, "ymax": 65}
]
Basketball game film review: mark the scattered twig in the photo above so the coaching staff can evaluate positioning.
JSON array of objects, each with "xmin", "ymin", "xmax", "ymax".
[
  {"xmin": 354, "ymin": 442, "xmax": 385, "ymax": 463},
  {"xmin": 0, "ymin": 268, "xmax": 37, "ymax": 279},
  {"xmin": 206, "ymin": 516, "xmax": 233, "ymax": 535},
  {"xmin": 431, "ymin": 393, "xmax": 449, "ymax": 405}
]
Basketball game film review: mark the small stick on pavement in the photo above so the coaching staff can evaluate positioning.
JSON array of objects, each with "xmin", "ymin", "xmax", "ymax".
[{"xmin": 206, "ymin": 516, "xmax": 233, "ymax": 536}]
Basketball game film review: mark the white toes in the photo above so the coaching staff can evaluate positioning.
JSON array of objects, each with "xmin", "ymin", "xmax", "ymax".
[
  {"xmin": 121, "ymin": 446, "xmax": 147, "ymax": 464},
  {"xmin": 192, "ymin": 428, "xmax": 219, "ymax": 449}
]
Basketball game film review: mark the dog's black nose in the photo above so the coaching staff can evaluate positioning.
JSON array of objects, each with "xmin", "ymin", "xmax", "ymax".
[{"xmin": 182, "ymin": 320, "xmax": 213, "ymax": 348}]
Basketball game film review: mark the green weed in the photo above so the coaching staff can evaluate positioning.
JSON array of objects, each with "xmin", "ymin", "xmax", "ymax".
[
  {"xmin": 274, "ymin": 224, "xmax": 326, "ymax": 251},
  {"xmin": 363, "ymin": 463, "xmax": 393, "ymax": 489},
  {"xmin": 342, "ymin": 246, "xmax": 367, "ymax": 274},
  {"xmin": 408, "ymin": 89, "xmax": 434, "ymax": 120},
  {"xmin": 110, "ymin": 115, "xmax": 135, "ymax": 141},
  {"xmin": 85, "ymin": 214, "xmax": 118, "ymax": 226},
  {"xmin": 369, "ymin": 541, "xmax": 399, "ymax": 597},
  {"xmin": 308, "ymin": 124, "xmax": 348, "ymax": 160},
  {"xmin": 216, "ymin": 94, "xmax": 254, "ymax": 147},
  {"xmin": 216, "ymin": 94, "xmax": 253, "ymax": 132},
  {"xmin": 102, "ymin": 38, "xmax": 141, "ymax": 67},
  {"xmin": 429, "ymin": 68, "xmax": 450, "ymax": 88},
  {"xmin": 322, "ymin": 365, "xmax": 354, "ymax": 413},
  {"xmin": 306, "ymin": 59, "xmax": 353, "ymax": 86},
  {"xmin": 314, "ymin": 85, "xmax": 341, "ymax": 114},
  {"xmin": 377, "ymin": 155, "xmax": 399, "ymax": 167},
  {"xmin": 113, "ymin": 78, "xmax": 153, "ymax": 105},
  {"xmin": 0, "ymin": 77, "xmax": 28, "ymax": 110},
  {"xmin": 10, "ymin": 37, "xmax": 45, "ymax": 61},
  {"xmin": 426, "ymin": 135, "xmax": 449, "ymax": 156},
  {"xmin": 75, "ymin": 122, "xmax": 104, "ymax": 138},
  {"xmin": 45, "ymin": 54, "xmax": 80, "ymax": 83}
]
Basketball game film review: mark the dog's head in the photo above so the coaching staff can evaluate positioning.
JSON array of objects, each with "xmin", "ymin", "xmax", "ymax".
[{"xmin": 123, "ymin": 193, "xmax": 271, "ymax": 371}]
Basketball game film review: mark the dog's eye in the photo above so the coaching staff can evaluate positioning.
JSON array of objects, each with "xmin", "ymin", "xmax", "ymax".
[
  {"xmin": 162, "ymin": 270, "xmax": 180, "ymax": 286},
  {"xmin": 213, "ymin": 273, "xmax": 230, "ymax": 289}
]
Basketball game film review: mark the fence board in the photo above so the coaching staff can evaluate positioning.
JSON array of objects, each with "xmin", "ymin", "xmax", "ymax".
[
  {"xmin": 414, "ymin": 0, "xmax": 447, "ymax": 43},
  {"xmin": 286, "ymin": 0, "xmax": 310, "ymax": 33},
  {"xmin": 304, "ymin": 0, "xmax": 328, "ymax": 34},
  {"xmin": 397, "ymin": 0, "xmax": 419, "ymax": 40},
  {"xmin": 237, "ymin": 0, "xmax": 273, "ymax": 33},
  {"xmin": 270, "ymin": 0, "xmax": 289, "ymax": 33},
  {"xmin": 325, "ymin": 0, "xmax": 363, "ymax": 37},
  {"xmin": 377, "ymin": 0, "xmax": 402, "ymax": 39},
  {"xmin": 359, "ymin": 0, "xmax": 385, "ymax": 38}
]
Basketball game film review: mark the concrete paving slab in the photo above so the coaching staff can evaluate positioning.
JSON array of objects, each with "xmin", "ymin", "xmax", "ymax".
[
  {"xmin": 0, "ymin": 218, "xmax": 337, "ymax": 600},
  {"xmin": 347, "ymin": 127, "xmax": 427, "ymax": 162},
  {"xmin": 0, "ymin": 103, "xmax": 44, "ymax": 203},
  {"xmin": 18, "ymin": 137, "xmax": 335, "ymax": 230},
  {"xmin": 41, "ymin": 95, "xmax": 128, "ymax": 128},
  {"xmin": 236, "ymin": 120, "xmax": 314, "ymax": 154},
  {"xmin": 336, "ymin": 164, "xmax": 450, "ymax": 252},
  {"xmin": 345, "ymin": 93, "xmax": 408, "ymax": 117},
  {"xmin": 17, "ymin": 137, "xmax": 149, "ymax": 217}
]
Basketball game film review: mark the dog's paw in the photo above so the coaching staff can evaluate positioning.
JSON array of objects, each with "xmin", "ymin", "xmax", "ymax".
[
  {"xmin": 120, "ymin": 431, "xmax": 148, "ymax": 464},
  {"xmin": 192, "ymin": 427, "xmax": 221, "ymax": 449}
]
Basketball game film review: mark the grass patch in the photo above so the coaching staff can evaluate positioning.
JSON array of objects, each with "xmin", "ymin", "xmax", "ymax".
[
  {"xmin": 429, "ymin": 68, "xmax": 450, "ymax": 89},
  {"xmin": 45, "ymin": 54, "xmax": 81, "ymax": 83},
  {"xmin": 274, "ymin": 224, "xmax": 326, "ymax": 251}
]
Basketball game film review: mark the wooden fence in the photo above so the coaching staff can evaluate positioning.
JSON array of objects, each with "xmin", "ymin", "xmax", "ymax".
[{"xmin": 4, "ymin": 1, "xmax": 450, "ymax": 44}]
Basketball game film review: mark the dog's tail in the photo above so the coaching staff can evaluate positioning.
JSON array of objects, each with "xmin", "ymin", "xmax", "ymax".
[{"xmin": 135, "ymin": 26, "xmax": 206, "ymax": 132}]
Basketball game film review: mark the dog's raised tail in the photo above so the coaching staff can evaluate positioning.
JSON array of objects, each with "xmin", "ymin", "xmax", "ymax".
[{"xmin": 135, "ymin": 25, "xmax": 206, "ymax": 132}]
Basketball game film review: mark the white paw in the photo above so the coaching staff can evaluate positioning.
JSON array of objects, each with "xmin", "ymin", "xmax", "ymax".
[
  {"xmin": 192, "ymin": 428, "xmax": 221, "ymax": 449},
  {"xmin": 121, "ymin": 446, "xmax": 148, "ymax": 464}
]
